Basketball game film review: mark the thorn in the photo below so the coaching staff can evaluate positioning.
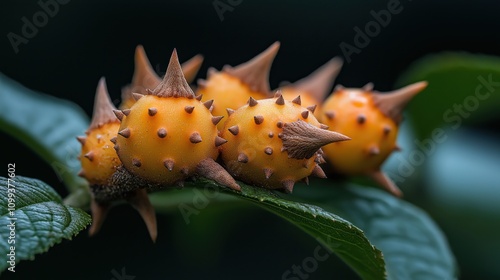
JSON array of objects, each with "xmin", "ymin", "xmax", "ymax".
[
  {"xmin": 254, "ymin": 115, "xmax": 264, "ymax": 125},
  {"xmin": 176, "ymin": 180, "xmax": 185, "ymax": 188},
  {"xmin": 383, "ymin": 125, "xmax": 392, "ymax": 135},
  {"xmin": 164, "ymin": 159, "xmax": 174, "ymax": 171},
  {"xmin": 212, "ymin": 116, "xmax": 224, "ymax": 126},
  {"xmin": 301, "ymin": 110, "xmax": 309, "ymax": 119},
  {"xmin": 312, "ymin": 165, "xmax": 327, "ymax": 178},
  {"xmin": 122, "ymin": 109, "xmax": 131, "ymax": 116},
  {"xmin": 224, "ymin": 41, "xmax": 280, "ymax": 94},
  {"xmin": 118, "ymin": 128, "xmax": 131, "ymax": 138},
  {"xmin": 148, "ymin": 108, "xmax": 157, "ymax": 116},
  {"xmin": 325, "ymin": 111, "xmax": 335, "ymax": 120},
  {"xmin": 203, "ymin": 100, "xmax": 214, "ymax": 109},
  {"xmin": 84, "ymin": 152, "xmax": 94, "ymax": 161},
  {"xmin": 320, "ymin": 124, "xmax": 329, "ymax": 130},
  {"xmin": 207, "ymin": 67, "xmax": 217, "ymax": 78},
  {"xmin": 196, "ymin": 158, "xmax": 240, "ymax": 191},
  {"xmin": 149, "ymin": 49, "xmax": 195, "ymax": 98},
  {"xmin": 291, "ymin": 95, "xmax": 301, "ymax": 105},
  {"xmin": 78, "ymin": 169, "xmax": 85, "ymax": 177},
  {"xmin": 215, "ymin": 136, "xmax": 227, "ymax": 147},
  {"xmin": 334, "ymin": 84, "xmax": 345, "ymax": 92},
  {"xmin": 357, "ymin": 114, "xmax": 366, "ymax": 124},
  {"xmin": 372, "ymin": 81, "xmax": 428, "ymax": 124},
  {"xmin": 228, "ymin": 125, "xmax": 239, "ymax": 136},
  {"xmin": 264, "ymin": 168, "xmax": 273, "ymax": 179},
  {"xmin": 282, "ymin": 180, "xmax": 295, "ymax": 193},
  {"xmin": 113, "ymin": 110, "xmax": 124, "ymax": 121},
  {"xmin": 88, "ymin": 200, "xmax": 109, "ymax": 237},
  {"xmin": 301, "ymin": 177, "xmax": 310, "ymax": 185},
  {"xmin": 369, "ymin": 170, "xmax": 403, "ymax": 197},
  {"xmin": 237, "ymin": 153, "xmax": 249, "ymax": 163},
  {"xmin": 248, "ymin": 97, "xmax": 258, "ymax": 107},
  {"xmin": 182, "ymin": 54, "xmax": 204, "ymax": 83},
  {"xmin": 268, "ymin": 132, "xmax": 274, "ymax": 138},
  {"xmin": 132, "ymin": 93, "xmax": 144, "ymax": 101},
  {"xmin": 113, "ymin": 144, "xmax": 119, "ymax": 151},
  {"xmin": 264, "ymin": 147, "xmax": 273, "ymax": 155},
  {"xmin": 189, "ymin": 132, "xmax": 202, "ymax": 143},
  {"xmin": 195, "ymin": 94, "xmax": 203, "ymax": 101},
  {"xmin": 275, "ymin": 95, "xmax": 285, "ymax": 105},
  {"xmin": 315, "ymin": 155, "xmax": 326, "ymax": 164},
  {"xmin": 226, "ymin": 108, "xmax": 235, "ymax": 116},
  {"xmin": 185, "ymin": 106, "xmax": 195, "ymax": 114},
  {"xmin": 276, "ymin": 121, "xmax": 283, "ymax": 128},
  {"xmin": 369, "ymin": 146, "xmax": 380, "ymax": 156},
  {"xmin": 306, "ymin": 105, "xmax": 317, "ymax": 113},
  {"xmin": 181, "ymin": 167, "xmax": 189, "ymax": 175},
  {"xmin": 362, "ymin": 82, "xmax": 374, "ymax": 91},
  {"xmin": 132, "ymin": 158, "xmax": 142, "ymax": 167},
  {"xmin": 109, "ymin": 136, "xmax": 116, "ymax": 144},
  {"xmin": 274, "ymin": 90, "xmax": 283, "ymax": 98},
  {"xmin": 89, "ymin": 77, "xmax": 119, "ymax": 129},
  {"xmin": 126, "ymin": 189, "xmax": 158, "ymax": 242},
  {"xmin": 76, "ymin": 136, "xmax": 86, "ymax": 145},
  {"xmin": 157, "ymin": 128, "xmax": 167, "ymax": 138},
  {"xmin": 289, "ymin": 57, "xmax": 343, "ymax": 102},
  {"xmin": 281, "ymin": 120, "xmax": 350, "ymax": 159}
]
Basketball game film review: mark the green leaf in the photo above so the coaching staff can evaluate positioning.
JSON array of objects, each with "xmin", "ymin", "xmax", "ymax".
[
  {"xmin": 396, "ymin": 52, "xmax": 500, "ymax": 139},
  {"xmin": 151, "ymin": 179, "xmax": 387, "ymax": 280},
  {"xmin": 0, "ymin": 176, "xmax": 91, "ymax": 273},
  {"xmin": 0, "ymin": 73, "xmax": 90, "ymax": 207},
  {"xmin": 293, "ymin": 181, "xmax": 458, "ymax": 280}
]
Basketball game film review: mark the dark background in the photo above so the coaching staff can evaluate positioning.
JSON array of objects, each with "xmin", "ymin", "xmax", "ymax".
[{"xmin": 1, "ymin": 0, "xmax": 499, "ymax": 279}]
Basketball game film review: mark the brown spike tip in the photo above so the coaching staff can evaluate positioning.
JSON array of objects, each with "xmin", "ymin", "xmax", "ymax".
[
  {"xmin": 224, "ymin": 41, "xmax": 280, "ymax": 94},
  {"xmin": 311, "ymin": 165, "xmax": 327, "ymax": 178},
  {"xmin": 237, "ymin": 153, "xmax": 249, "ymax": 163},
  {"xmin": 228, "ymin": 125, "xmax": 239, "ymax": 136},
  {"xmin": 190, "ymin": 132, "xmax": 202, "ymax": 143},
  {"xmin": 150, "ymin": 49, "xmax": 195, "ymax": 98},
  {"xmin": 372, "ymin": 81, "xmax": 428, "ymax": 124},
  {"xmin": 288, "ymin": 57, "xmax": 343, "ymax": 102},
  {"xmin": 281, "ymin": 120, "xmax": 350, "ymax": 159},
  {"xmin": 369, "ymin": 170, "xmax": 403, "ymax": 197},
  {"xmin": 254, "ymin": 115, "xmax": 264, "ymax": 125},
  {"xmin": 215, "ymin": 136, "xmax": 227, "ymax": 147},
  {"xmin": 181, "ymin": 54, "xmax": 204, "ymax": 84},
  {"xmin": 164, "ymin": 159, "xmax": 175, "ymax": 171},
  {"xmin": 248, "ymin": 97, "xmax": 258, "ymax": 107},
  {"xmin": 264, "ymin": 168, "xmax": 273, "ymax": 179},
  {"xmin": 292, "ymin": 95, "xmax": 301, "ymax": 105},
  {"xmin": 89, "ymin": 78, "xmax": 119, "ymax": 130},
  {"xmin": 282, "ymin": 180, "xmax": 295, "ymax": 193},
  {"xmin": 88, "ymin": 200, "xmax": 110, "ymax": 237},
  {"xmin": 76, "ymin": 136, "xmax": 86, "ymax": 145},
  {"xmin": 126, "ymin": 189, "xmax": 158, "ymax": 242},
  {"xmin": 212, "ymin": 116, "xmax": 224, "ymax": 126},
  {"xmin": 275, "ymin": 95, "xmax": 285, "ymax": 105},
  {"xmin": 196, "ymin": 158, "xmax": 240, "ymax": 191}
]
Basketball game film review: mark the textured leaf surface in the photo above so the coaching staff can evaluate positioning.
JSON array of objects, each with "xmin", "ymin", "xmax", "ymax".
[
  {"xmin": 0, "ymin": 73, "xmax": 90, "ymax": 207},
  {"xmin": 293, "ymin": 182, "xmax": 458, "ymax": 280},
  {"xmin": 0, "ymin": 176, "xmax": 91, "ymax": 273},
  {"xmin": 152, "ymin": 179, "xmax": 387, "ymax": 280}
]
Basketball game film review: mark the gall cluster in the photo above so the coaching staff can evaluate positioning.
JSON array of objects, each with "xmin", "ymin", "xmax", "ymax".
[{"xmin": 76, "ymin": 43, "xmax": 427, "ymax": 240}]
